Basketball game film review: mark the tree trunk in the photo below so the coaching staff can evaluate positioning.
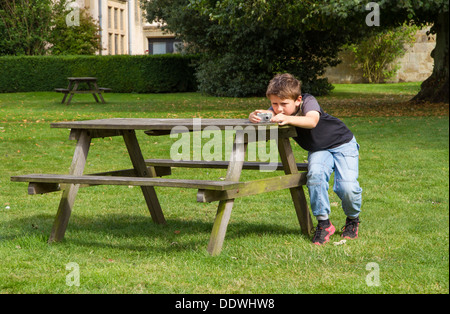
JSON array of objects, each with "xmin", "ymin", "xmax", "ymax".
[{"xmin": 411, "ymin": 12, "xmax": 449, "ymax": 103}]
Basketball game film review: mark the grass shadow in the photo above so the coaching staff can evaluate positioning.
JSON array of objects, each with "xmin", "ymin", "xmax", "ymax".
[{"xmin": 2, "ymin": 213, "xmax": 308, "ymax": 253}]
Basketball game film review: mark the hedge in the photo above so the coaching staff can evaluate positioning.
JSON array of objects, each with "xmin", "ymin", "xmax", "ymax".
[{"xmin": 0, "ymin": 54, "xmax": 200, "ymax": 93}]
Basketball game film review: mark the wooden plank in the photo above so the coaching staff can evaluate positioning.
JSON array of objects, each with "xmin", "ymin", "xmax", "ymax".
[
  {"xmin": 28, "ymin": 182, "xmax": 61, "ymax": 195},
  {"xmin": 48, "ymin": 130, "xmax": 91, "ymax": 243},
  {"xmin": 19, "ymin": 167, "xmax": 171, "ymax": 195},
  {"xmin": 145, "ymin": 158, "xmax": 308, "ymax": 171},
  {"xmin": 68, "ymin": 129, "xmax": 122, "ymax": 140},
  {"xmin": 121, "ymin": 129, "xmax": 166, "ymax": 224},
  {"xmin": 51, "ymin": 118, "xmax": 287, "ymax": 131},
  {"xmin": 207, "ymin": 130, "xmax": 247, "ymax": 256},
  {"xmin": 11, "ymin": 174, "xmax": 243, "ymax": 190},
  {"xmin": 144, "ymin": 124, "xmax": 296, "ymax": 141},
  {"xmin": 197, "ymin": 173, "xmax": 307, "ymax": 203},
  {"xmin": 277, "ymin": 137, "xmax": 313, "ymax": 236},
  {"xmin": 65, "ymin": 81, "xmax": 78, "ymax": 105},
  {"xmin": 68, "ymin": 77, "xmax": 97, "ymax": 81},
  {"xmin": 64, "ymin": 90, "xmax": 101, "ymax": 94},
  {"xmin": 92, "ymin": 82, "xmax": 105, "ymax": 103}
]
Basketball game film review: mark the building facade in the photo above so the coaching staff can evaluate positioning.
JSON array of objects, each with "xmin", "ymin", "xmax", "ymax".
[{"xmin": 76, "ymin": 0, "xmax": 179, "ymax": 55}]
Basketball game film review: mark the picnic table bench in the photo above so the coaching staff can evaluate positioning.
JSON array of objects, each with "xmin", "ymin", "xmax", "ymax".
[
  {"xmin": 11, "ymin": 118, "xmax": 312, "ymax": 255},
  {"xmin": 55, "ymin": 77, "xmax": 111, "ymax": 105}
]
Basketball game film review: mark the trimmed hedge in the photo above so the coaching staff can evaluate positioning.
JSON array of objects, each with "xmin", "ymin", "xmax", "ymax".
[{"xmin": 0, "ymin": 54, "xmax": 199, "ymax": 93}]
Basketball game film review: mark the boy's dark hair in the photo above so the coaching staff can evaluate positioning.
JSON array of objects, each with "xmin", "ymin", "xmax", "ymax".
[{"xmin": 266, "ymin": 73, "xmax": 302, "ymax": 100}]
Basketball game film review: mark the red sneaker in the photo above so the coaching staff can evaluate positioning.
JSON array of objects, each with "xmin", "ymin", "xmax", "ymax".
[
  {"xmin": 341, "ymin": 217, "xmax": 360, "ymax": 239},
  {"xmin": 312, "ymin": 220, "xmax": 336, "ymax": 245}
]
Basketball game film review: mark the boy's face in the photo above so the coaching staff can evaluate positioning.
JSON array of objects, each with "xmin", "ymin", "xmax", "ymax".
[{"xmin": 269, "ymin": 95, "xmax": 302, "ymax": 116}]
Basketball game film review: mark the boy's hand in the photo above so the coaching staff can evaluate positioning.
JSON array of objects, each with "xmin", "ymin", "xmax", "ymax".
[
  {"xmin": 249, "ymin": 110, "xmax": 273, "ymax": 123},
  {"xmin": 271, "ymin": 113, "xmax": 291, "ymax": 126}
]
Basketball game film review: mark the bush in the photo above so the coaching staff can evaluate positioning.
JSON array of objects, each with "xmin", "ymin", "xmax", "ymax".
[
  {"xmin": 347, "ymin": 24, "xmax": 419, "ymax": 83},
  {"xmin": 0, "ymin": 54, "xmax": 199, "ymax": 93},
  {"xmin": 195, "ymin": 54, "xmax": 273, "ymax": 97}
]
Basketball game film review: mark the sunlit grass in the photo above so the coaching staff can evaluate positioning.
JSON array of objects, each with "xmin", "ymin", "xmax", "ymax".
[{"xmin": 0, "ymin": 83, "xmax": 448, "ymax": 293}]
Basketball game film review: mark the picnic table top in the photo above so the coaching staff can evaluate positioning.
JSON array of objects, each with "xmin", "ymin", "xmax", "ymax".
[
  {"xmin": 67, "ymin": 77, "xmax": 98, "ymax": 81},
  {"xmin": 50, "ymin": 118, "xmax": 281, "ymax": 131}
]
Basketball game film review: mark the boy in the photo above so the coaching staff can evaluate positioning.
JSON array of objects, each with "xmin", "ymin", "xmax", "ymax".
[{"xmin": 249, "ymin": 73, "xmax": 362, "ymax": 245}]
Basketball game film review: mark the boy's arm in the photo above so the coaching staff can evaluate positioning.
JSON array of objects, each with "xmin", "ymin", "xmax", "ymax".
[
  {"xmin": 249, "ymin": 109, "xmax": 275, "ymax": 123},
  {"xmin": 271, "ymin": 111, "xmax": 320, "ymax": 128}
]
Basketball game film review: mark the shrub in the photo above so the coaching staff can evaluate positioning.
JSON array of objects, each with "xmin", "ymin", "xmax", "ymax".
[
  {"xmin": 347, "ymin": 24, "xmax": 419, "ymax": 83},
  {"xmin": 0, "ymin": 54, "xmax": 199, "ymax": 93}
]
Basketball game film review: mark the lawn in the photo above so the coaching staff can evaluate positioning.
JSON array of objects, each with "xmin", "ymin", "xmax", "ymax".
[{"xmin": 0, "ymin": 82, "xmax": 448, "ymax": 294}]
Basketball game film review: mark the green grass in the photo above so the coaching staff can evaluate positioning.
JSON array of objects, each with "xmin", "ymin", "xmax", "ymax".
[{"xmin": 0, "ymin": 82, "xmax": 448, "ymax": 294}]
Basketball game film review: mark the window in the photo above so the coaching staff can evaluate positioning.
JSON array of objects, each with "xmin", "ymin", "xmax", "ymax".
[
  {"xmin": 152, "ymin": 42, "xmax": 166, "ymax": 55},
  {"xmin": 114, "ymin": 8, "xmax": 118, "ymax": 30},
  {"xmin": 120, "ymin": 9, "xmax": 124, "ymax": 30},
  {"xmin": 108, "ymin": 7, "xmax": 112, "ymax": 29},
  {"xmin": 108, "ymin": 33, "xmax": 113, "ymax": 55},
  {"xmin": 107, "ymin": 3, "xmax": 126, "ymax": 55},
  {"xmin": 148, "ymin": 38, "xmax": 182, "ymax": 55},
  {"xmin": 115, "ymin": 34, "xmax": 119, "ymax": 54}
]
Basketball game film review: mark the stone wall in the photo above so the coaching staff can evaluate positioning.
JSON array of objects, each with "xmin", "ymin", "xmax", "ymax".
[{"xmin": 324, "ymin": 28, "xmax": 436, "ymax": 84}]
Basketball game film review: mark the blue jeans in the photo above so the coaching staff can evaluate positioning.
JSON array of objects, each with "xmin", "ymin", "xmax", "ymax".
[{"xmin": 306, "ymin": 137, "xmax": 362, "ymax": 220}]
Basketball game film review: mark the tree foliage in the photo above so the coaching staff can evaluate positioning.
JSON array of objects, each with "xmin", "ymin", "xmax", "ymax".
[
  {"xmin": 144, "ymin": 0, "xmax": 448, "ymax": 102},
  {"xmin": 49, "ymin": 1, "xmax": 101, "ymax": 55},
  {"xmin": 144, "ymin": 0, "xmax": 342, "ymax": 97},
  {"xmin": 0, "ymin": 0, "xmax": 53, "ymax": 55},
  {"xmin": 0, "ymin": 0, "xmax": 100, "ymax": 56}
]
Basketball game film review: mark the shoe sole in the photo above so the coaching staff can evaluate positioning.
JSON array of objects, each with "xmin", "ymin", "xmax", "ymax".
[{"xmin": 313, "ymin": 224, "xmax": 336, "ymax": 245}]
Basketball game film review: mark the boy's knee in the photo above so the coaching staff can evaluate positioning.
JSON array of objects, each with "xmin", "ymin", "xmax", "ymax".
[
  {"xmin": 307, "ymin": 165, "xmax": 330, "ymax": 185},
  {"xmin": 334, "ymin": 180, "xmax": 362, "ymax": 199}
]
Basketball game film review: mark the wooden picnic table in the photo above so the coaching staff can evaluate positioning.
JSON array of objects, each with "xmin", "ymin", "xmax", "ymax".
[
  {"xmin": 11, "ymin": 118, "xmax": 313, "ymax": 255},
  {"xmin": 55, "ymin": 77, "xmax": 111, "ymax": 105}
]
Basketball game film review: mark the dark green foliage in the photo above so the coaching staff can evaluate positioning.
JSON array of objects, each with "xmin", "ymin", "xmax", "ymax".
[
  {"xmin": 0, "ymin": 0, "xmax": 53, "ymax": 56},
  {"xmin": 1, "ymin": 0, "xmax": 101, "ymax": 57},
  {"xmin": 0, "ymin": 54, "xmax": 199, "ymax": 93},
  {"xmin": 48, "ymin": 2, "xmax": 101, "ymax": 56},
  {"xmin": 144, "ymin": 0, "xmax": 448, "ymax": 101}
]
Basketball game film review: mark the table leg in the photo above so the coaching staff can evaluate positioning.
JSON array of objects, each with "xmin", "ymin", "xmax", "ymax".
[
  {"xmin": 277, "ymin": 137, "xmax": 313, "ymax": 235},
  {"xmin": 207, "ymin": 130, "xmax": 246, "ymax": 255},
  {"xmin": 88, "ymin": 82, "xmax": 100, "ymax": 103},
  {"xmin": 66, "ymin": 82, "xmax": 79, "ymax": 106},
  {"xmin": 61, "ymin": 81, "xmax": 73, "ymax": 104},
  {"xmin": 122, "ymin": 130, "xmax": 166, "ymax": 224},
  {"xmin": 93, "ymin": 82, "xmax": 106, "ymax": 103},
  {"xmin": 48, "ymin": 130, "xmax": 92, "ymax": 243}
]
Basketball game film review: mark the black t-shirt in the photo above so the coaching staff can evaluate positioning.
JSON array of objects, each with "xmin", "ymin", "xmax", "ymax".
[{"xmin": 270, "ymin": 93, "xmax": 354, "ymax": 152}]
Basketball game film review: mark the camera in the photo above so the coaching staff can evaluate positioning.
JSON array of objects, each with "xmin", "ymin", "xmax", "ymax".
[{"xmin": 256, "ymin": 112, "xmax": 273, "ymax": 123}]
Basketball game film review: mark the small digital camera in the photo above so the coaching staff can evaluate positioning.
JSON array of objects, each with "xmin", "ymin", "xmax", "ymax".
[{"xmin": 256, "ymin": 112, "xmax": 273, "ymax": 123}]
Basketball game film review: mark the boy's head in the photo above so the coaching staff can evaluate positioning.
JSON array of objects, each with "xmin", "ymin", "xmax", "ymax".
[{"xmin": 266, "ymin": 73, "xmax": 302, "ymax": 116}]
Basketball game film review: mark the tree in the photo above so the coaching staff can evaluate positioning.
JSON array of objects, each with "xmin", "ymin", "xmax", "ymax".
[
  {"xmin": 0, "ymin": 0, "xmax": 53, "ymax": 55},
  {"xmin": 143, "ymin": 0, "xmax": 343, "ymax": 97},
  {"xmin": 144, "ymin": 0, "xmax": 448, "ymax": 102},
  {"xmin": 301, "ymin": 0, "xmax": 449, "ymax": 102},
  {"xmin": 0, "ymin": 0, "xmax": 101, "ymax": 56},
  {"xmin": 49, "ymin": 1, "xmax": 101, "ymax": 55}
]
